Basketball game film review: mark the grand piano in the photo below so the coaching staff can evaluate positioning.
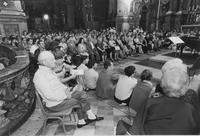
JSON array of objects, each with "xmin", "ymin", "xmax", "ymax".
[{"xmin": 181, "ymin": 36, "xmax": 200, "ymax": 52}]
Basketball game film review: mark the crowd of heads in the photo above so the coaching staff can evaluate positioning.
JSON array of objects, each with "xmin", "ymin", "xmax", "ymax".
[
  {"xmin": 0, "ymin": 26, "xmax": 199, "ymax": 134},
  {"xmin": 0, "ymin": 27, "xmax": 186, "ymax": 67},
  {"xmin": 0, "ymin": 27, "xmax": 198, "ymax": 98},
  {"xmin": 0, "ymin": 27, "xmax": 196, "ymax": 99}
]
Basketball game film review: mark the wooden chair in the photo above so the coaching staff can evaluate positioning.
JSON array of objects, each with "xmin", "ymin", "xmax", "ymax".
[{"xmin": 35, "ymin": 91, "xmax": 77, "ymax": 134}]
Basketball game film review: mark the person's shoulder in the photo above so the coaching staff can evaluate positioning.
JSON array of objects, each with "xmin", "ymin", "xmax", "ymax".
[
  {"xmin": 131, "ymin": 77, "xmax": 138, "ymax": 82},
  {"xmin": 33, "ymin": 69, "xmax": 41, "ymax": 83},
  {"xmin": 85, "ymin": 68, "xmax": 96, "ymax": 74},
  {"xmin": 147, "ymin": 95, "xmax": 166, "ymax": 105},
  {"xmin": 92, "ymin": 69, "xmax": 98, "ymax": 74},
  {"xmin": 100, "ymin": 69, "xmax": 106, "ymax": 74},
  {"xmin": 99, "ymin": 69, "xmax": 108, "ymax": 76}
]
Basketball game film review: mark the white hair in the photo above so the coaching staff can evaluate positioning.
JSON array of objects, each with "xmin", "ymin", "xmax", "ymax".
[
  {"xmin": 161, "ymin": 68, "xmax": 189, "ymax": 98},
  {"xmin": 38, "ymin": 51, "xmax": 55, "ymax": 65},
  {"xmin": 161, "ymin": 58, "xmax": 187, "ymax": 74}
]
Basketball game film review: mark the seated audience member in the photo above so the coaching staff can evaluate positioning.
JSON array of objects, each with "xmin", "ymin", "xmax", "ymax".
[
  {"xmin": 116, "ymin": 62, "xmax": 200, "ymax": 135},
  {"xmin": 96, "ymin": 36, "xmax": 107, "ymax": 62},
  {"xmin": 33, "ymin": 51, "xmax": 104, "ymax": 128},
  {"xmin": 77, "ymin": 38, "xmax": 87, "ymax": 54},
  {"xmin": 114, "ymin": 66, "xmax": 137, "ymax": 106},
  {"xmin": 77, "ymin": 54, "xmax": 89, "ymax": 72},
  {"xmin": 129, "ymin": 69, "xmax": 154, "ymax": 112},
  {"xmin": 84, "ymin": 62, "xmax": 99, "ymax": 90},
  {"xmin": 76, "ymin": 54, "xmax": 89, "ymax": 89},
  {"xmin": 96, "ymin": 60, "xmax": 118, "ymax": 99}
]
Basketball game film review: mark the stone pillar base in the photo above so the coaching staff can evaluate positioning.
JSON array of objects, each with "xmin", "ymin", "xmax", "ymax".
[
  {"xmin": 0, "ymin": 14, "xmax": 27, "ymax": 37},
  {"xmin": 116, "ymin": 16, "xmax": 135, "ymax": 32},
  {"xmin": 0, "ymin": 0, "xmax": 27, "ymax": 36},
  {"xmin": 164, "ymin": 14, "xmax": 173, "ymax": 31},
  {"xmin": 174, "ymin": 14, "xmax": 181, "ymax": 30}
]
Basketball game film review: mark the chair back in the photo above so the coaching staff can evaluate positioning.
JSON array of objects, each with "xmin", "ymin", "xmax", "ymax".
[{"xmin": 35, "ymin": 91, "xmax": 48, "ymax": 115}]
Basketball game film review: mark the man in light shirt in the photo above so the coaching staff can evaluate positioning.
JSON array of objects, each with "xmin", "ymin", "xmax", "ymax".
[
  {"xmin": 33, "ymin": 51, "xmax": 103, "ymax": 128},
  {"xmin": 114, "ymin": 66, "xmax": 137, "ymax": 106},
  {"xmin": 84, "ymin": 62, "xmax": 99, "ymax": 90}
]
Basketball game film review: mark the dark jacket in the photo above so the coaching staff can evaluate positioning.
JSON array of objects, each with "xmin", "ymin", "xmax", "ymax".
[
  {"xmin": 131, "ymin": 96, "xmax": 200, "ymax": 135},
  {"xmin": 96, "ymin": 69, "xmax": 118, "ymax": 99},
  {"xmin": 129, "ymin": 81, "xmax": 153, "ymax": 113}
]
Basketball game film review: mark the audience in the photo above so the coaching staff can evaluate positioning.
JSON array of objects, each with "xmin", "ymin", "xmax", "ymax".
[
  {"xmin": 116, "ymin": 59, "xmax": 200, "ymax": 135},
  {"xmin": 33, "ymin": 51, "xmax": 104, "ymax": 128},
  {"xmin": 2, "ymin": 27, "xmax": 199, "ymax": 134},
  {"xmin": 114, "ymin": 66, "xmax": 137, "ymax": 106}
]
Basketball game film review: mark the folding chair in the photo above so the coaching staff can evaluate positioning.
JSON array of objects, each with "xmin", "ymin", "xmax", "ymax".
[{"xmin": 35, "ymin": 91, "xmax": 77, "ymax": 134}]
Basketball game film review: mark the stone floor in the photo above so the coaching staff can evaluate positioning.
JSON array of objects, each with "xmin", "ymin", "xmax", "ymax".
[
  {"xmin": 12, "ymin": 91, "xmax": 131, "ymax": 136},
  {"xmin": 12, "ymin": 49, "xmax": 186, "ymax": 136}
]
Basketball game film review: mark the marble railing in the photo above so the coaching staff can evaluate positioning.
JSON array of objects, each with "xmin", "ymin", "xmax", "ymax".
[{"xmin": 0, "ymin": 45, "xmax": 35, "ymax": 136}]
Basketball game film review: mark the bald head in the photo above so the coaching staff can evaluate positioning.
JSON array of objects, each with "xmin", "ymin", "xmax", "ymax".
[{"xmin": 38, "ymin": 51, "xmax": 56, "ymax": 68}]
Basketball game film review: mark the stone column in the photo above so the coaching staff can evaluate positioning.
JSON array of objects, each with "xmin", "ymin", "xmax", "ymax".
[
  {"xmin": 109, "ymin": 0, "xmax": 117, "ymax": 15},
  {"xmin": 166, "ymin": 0, "xmax": 174, "ymax": 14},
  {"xmin": 116, "ymin": 0, "xmax": 128, "ymax": 32},
  {"xmin": 165, "ymin": 0, "xmax": 176, "ymax": 30},
  {"xmin": 178, "ymin": 0, "xmax": 184, "ymax": 12},
  {"xmin": 174, "ymin": 0, "xmax": 183, "ymax": 30},
  {"xmin": 116, "ymin": 0, "xmax": 143, "ymax": 32},
  {"xmin": 65, "ymin": 0, "xmax": 75, "ymax": 29},
  {"xmin": 145, "ymin": 6, "xmax": 150, "ymax": 31}
]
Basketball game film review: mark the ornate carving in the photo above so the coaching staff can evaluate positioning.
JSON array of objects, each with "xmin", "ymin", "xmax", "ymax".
[
  {"xmin": 0, "ymin": 81, "xmax": 15, "ymax": 101},
  {"xmin": 21, "ymin": 71, "xmax": 30, "ymax": 89},
  {"xmin": 0, "ymin": 100, "xmax": 9, "ymax": 128}
]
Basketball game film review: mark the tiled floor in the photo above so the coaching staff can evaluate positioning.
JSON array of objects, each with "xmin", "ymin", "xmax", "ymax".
[{"xmin": 12, "ymin": 91, "xmax": 131, "ymax": 136}]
